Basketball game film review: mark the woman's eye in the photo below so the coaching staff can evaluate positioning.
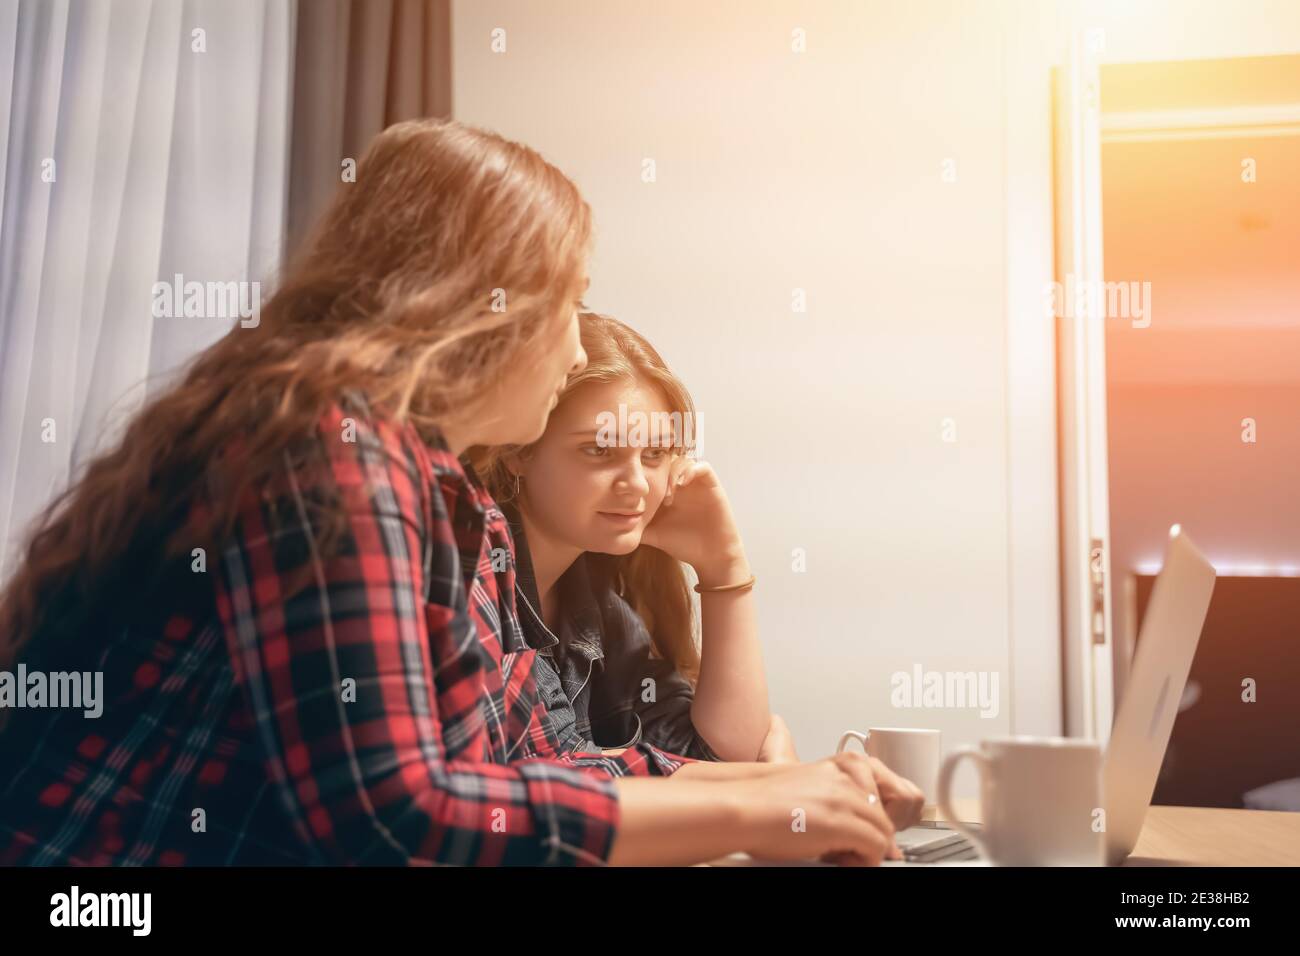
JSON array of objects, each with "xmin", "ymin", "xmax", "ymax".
[
  {"xmin": 642, "ymin": 448, "xmax": 669, "ymax": 464},
  {"xmin": 580, "ymin": 445, "xmax": 609, "ymax": 458}
]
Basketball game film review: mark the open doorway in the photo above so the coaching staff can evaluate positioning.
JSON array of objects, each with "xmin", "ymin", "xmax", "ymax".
[{"xmin": 1100, "ymin": 54, "xmax": 1300, "ymax": 811}]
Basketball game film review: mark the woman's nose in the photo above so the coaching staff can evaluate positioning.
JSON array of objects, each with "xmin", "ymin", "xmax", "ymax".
[
  {"xmin": 569, "ymin": 344, "xmax": 588, "ymax": 376},
  {"xmin": 613, "ymin": 458, "xmax": 650, "ymax": 495}
]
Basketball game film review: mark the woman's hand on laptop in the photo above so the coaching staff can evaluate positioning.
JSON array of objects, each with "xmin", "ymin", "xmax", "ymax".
[
  {"xmin": 735, "ymin": 756, "xmax": 901, "ymax": 865},
  {"xmin": 856, "ymin": 753, "xmax": 926, "ymax": 833}
]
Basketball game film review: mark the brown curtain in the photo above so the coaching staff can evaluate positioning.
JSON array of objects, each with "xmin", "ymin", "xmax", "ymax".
[{"xmin": 286, "ymin": 0, "xmax": 452, "ymax": 258}]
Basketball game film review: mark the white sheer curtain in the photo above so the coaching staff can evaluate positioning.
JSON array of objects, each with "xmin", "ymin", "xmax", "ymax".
[{"xmin": 0, "ymin": 0, "xmax": 294, "ymax": 583}]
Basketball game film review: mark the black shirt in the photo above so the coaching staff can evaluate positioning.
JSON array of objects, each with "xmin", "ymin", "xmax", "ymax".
[{"xmin": 503, "ymin": 501, "xmax": 720, "ymax": 760}]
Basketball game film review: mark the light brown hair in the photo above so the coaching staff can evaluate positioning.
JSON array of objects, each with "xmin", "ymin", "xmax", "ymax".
[{"xmin": 0, "ymin": 119, "xmax": 592, "ymax": 679}]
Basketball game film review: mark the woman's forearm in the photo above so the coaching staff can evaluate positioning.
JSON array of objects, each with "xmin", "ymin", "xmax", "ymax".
[
  {"xmin": 606, "ymin": 776, "xmax": 750, "ymax": 865},
  {"xmin": 690, "ymin": 552, "xmax": 770, "ymax": 760},
  {"xmin": 670, "ymin": 759, "xmax": 790, "ymax": 783}
]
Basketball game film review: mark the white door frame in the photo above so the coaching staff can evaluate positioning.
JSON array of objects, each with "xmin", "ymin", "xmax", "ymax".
[
  {"xmin": 1003, "ymin": 0, "xmax": 1068, "ymax": 741},
  {"xmin": 1053, "ymin": 25, "xmax": 1115, "ymax": 743}
]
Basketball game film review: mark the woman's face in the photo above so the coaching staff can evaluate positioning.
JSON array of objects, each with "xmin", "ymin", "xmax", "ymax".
[
  {"xmin": 517, "ymin": 378, "xmax": 677, "ymax": 556},
  {"xmin": 466, "ymin": 294, "xmax": 588, "ymax": 450}
]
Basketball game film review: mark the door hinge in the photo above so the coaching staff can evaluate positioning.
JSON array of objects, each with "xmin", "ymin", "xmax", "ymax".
[{"xmin": 1089, "ymin": 537, "xmax": 1107, "ymax": 644}]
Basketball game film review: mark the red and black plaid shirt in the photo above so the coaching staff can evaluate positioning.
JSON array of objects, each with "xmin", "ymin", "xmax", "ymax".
[{"xmin": 0, "ymin": 391, "xmax": 692, "ymax": 865}]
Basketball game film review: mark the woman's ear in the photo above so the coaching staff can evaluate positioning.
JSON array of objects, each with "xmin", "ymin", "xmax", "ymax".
[{"xmin": 503, "ymin": 448, "xmax": 528, "ymax": 479}]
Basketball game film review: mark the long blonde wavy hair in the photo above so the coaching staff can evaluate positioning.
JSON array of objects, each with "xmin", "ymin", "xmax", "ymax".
[
  {"xmin": 473, "ymin": 312, "xmax": 702, "ymax": 682},
  {"xmin": 0, "ymin": 118, "xmax": 592, "ymax": 678}
]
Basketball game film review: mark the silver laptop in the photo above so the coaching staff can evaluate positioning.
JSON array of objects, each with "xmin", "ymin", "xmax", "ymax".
[{"xmin": 892, "ymin": 524, "xmax": 1217, "ymax": 865}]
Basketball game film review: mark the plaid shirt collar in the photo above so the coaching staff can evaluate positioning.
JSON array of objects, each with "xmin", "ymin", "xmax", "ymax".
[{"xmin": 410, "ymin": 420, "xmax": 536, "ymax": 657}]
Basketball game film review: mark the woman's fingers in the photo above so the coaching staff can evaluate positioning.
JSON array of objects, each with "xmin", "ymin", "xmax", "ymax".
[
  {"xmin": 832, "ymin": 752, "xmax": 898, "ymax": 851},
  {"xmin": 667, "ymin": 458, "xmax": 703, "ymax": 502},
  {"xmin": 664, "ymin": 456, "xmax": 693, "ymax": 505},
  {"xmin": 866, "ymin": 756, "xmax": 926, "ymax": 830}
]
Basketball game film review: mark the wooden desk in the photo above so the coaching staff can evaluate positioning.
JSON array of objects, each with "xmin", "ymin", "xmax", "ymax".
[
  {"xmin": 1117, "ymin": 805, "xmax": 1299, "ymax": 866},
  {"xmin": 924, "ymin": 797, "xmax": 1300, "ymax": 866},
  {"xmin": 709, "ymin": 798, "xmax": 1300, "ymax": 866}
]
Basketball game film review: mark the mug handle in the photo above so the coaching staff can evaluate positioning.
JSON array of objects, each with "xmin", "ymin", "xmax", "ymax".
[
  {"xmin": 936, "ymin": 746, "xmax": 992, "ymax": 859},
  {"xmin": 836, "ymin": 730, "xmax": 870, "ymax": 754}
]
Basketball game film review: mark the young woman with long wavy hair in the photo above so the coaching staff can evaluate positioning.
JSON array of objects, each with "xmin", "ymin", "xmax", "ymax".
[
  {"xmin": 474, "ymin": 312, "xmax": 796, "ymax": 765},
  {"xmin": 0, "ymin": 119, "xmax": 916, "ymax": 866}
]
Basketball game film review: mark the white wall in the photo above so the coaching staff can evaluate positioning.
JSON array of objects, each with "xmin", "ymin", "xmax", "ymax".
[{"xmin": 452, "ymin": 0, "xmax": 1066, "ymax": 796}]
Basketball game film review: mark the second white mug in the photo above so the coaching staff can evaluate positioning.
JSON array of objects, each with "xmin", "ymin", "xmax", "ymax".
[{"xmin": 937, "ymin": 735, "xmax": 1105, "ymax": 866}]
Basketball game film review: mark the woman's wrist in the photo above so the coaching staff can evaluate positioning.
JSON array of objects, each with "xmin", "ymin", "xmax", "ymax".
[
  {"xmin": 692, "ymin": 547, "xmax": 751, "ymax": 589},
  {"xmin": 729, "ymin": 773, "xmax": 791, "ymax": 836}
]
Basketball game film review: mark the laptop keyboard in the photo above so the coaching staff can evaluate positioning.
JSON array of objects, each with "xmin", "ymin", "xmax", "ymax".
[{"xmin": 895, "ymin": 822, "xmax": 983, "ymax": 863}]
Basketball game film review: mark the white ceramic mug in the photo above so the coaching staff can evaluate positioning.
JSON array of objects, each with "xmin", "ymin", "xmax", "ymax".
[
  {"xmin": 836, "ymin": 727, "xmax": 942, "ymax": 806},
  {"xmin": 937, "ymin": 735, "xmax": 1105, "ymax": 866}
]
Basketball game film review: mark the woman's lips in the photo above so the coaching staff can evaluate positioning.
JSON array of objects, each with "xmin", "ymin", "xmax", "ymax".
[{"xmin": 597, "ymin": 511, "xmax": 643, "ymax": 529}]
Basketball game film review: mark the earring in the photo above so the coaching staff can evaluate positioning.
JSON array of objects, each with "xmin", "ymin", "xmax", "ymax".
[{"xmin": 514, "ymin": 472, "xmax": 522, "ymax": 498}]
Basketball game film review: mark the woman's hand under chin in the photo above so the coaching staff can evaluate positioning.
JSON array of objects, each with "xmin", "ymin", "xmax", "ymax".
[{"xmin": 638, "ymin": 457, "xmax": 750, "ymax": 586}]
